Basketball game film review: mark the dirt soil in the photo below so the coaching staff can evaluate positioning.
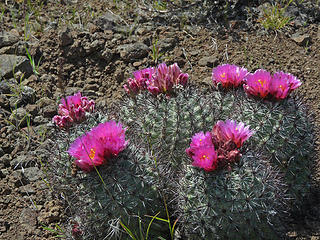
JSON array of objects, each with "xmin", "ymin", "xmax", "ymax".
[{"xmin": 0, "ymin": 0, "xmax": 320, "ymax": 239}]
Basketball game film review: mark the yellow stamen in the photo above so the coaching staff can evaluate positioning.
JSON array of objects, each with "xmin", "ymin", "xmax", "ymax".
[
  {"xmin": 279, "ymin": 85, "xmax": 285, "ymax": 91},
  {"xmin": 258, "ymin": 79, "xmax": 265, "ymax": 87},
  {"xmin": 220, "ymin": 72, "xmax": 226, "ymax": 78},
  {"xmin": 201, "ymin": 155, "xmax": 208, "ymax": 161},
  {"xmin": 89, "ymin": 148, "xmax": 96, "ymax": 160}
]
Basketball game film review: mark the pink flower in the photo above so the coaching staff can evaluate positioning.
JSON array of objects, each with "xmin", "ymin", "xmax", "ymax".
[
  {"xmin": 90, "ymin": 121, "xmax": 128, "ymax": 157},
  {"xmin": 212, "ymin": 120, "xmax": 254, "ymax": 148},
  {"xmin": 186, "ymin": 131, "xmax": 213, "ymax": 157},
  {"xmin": 147, "ymin": 62, "xmax": 189, "ymax": 95},
  {"xmin": 123, "ymin": 67, "xmax": 154, "ymax": 95},
  {"xmin": 270, "ymin": 71, "xmax": 301, "ymax": 99},
  {"xmin": 68, "ymin": 133, "xmax": 106, "ymax": 172},
  {"xmin": 52, "ymin": 115, "xmax": 73, "ymax": 129},
  {"xmin": 212, "ymin": 64, "xmax": 248, "ymax": 88},
  {"xmin": 243, "ymin": 69, "xmax": 272, "ymax": 98},
  {"xmin": 68, "ymin": 120, "xmax": 128, "ymax": 172},
  {"xmin": 52, "ymin": 92, "xmax": 95, "ymax": 129},
  {"xmin": 191, "ymin": 146, "xmax": 218, "ymax": 172}
]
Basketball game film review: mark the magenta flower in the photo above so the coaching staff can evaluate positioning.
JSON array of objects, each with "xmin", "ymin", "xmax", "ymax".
[
  {"xmin": 212, "ymin": 64, "xmax": 248, "ymax": 88},
  {"xmin": 243, "ymin": 69, "xmax": 272, "ymax": 98},
  {"xmin": 147, "ymin": 63, "xmax": 189, "ymax": 96},
  {"xmin": 186, "ymin": 131, "xmax": 213, "ymax": 157},
  {"xmin": 90, "ymin": 121, "xmax": 128, "ymax": 157},
  {"xmin": 270, "ymin": 71, "xmax": 301, "ymax": 99},
  {"xmin": 212, "ymin": 120, "xmax": 254, "ymax": 148},
  {"xmin": 52, "ymin": 92, "xmax": 95, "ymax": 129},
  {"xmin": 123, "ymin": 67, "xmax": 154, "ymax": 95},
  {"xmin": 68, "ymin": 120, "xmax": 128, "ymax": 172},
  {"xmin": 191, "ymin": 146, "xmax": 218, "ymax": 172},
  {"xmin": 68, "ymin": 133, "xmax": 106, "ymax": 172}
]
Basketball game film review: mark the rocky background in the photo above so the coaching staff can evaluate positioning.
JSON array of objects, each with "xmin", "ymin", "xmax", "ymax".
[{"xmin": 0, "ymin": 0, "xmax": 319, "ymax": 239}]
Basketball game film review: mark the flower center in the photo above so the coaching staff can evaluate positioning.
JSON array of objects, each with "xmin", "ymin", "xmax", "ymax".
[
  {"xmin": 279, "ymin": 84, "xmax": 285, "ymax": 91},
  {"xmin": 220, "ymin": 72, "xmax": 226, "ymax": 78},
  {"xmin": 89, "ymin": 148, "xmax": 96, "ymax": 160},
  {"xmin": 201, "ymin": 155, "xmax": 209, "ymax": 161},
  {"xmin": 258, "ymin": 79, "xmax": 265, "ymax": 87}
]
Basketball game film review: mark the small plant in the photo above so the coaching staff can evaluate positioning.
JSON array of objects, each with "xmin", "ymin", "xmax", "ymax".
[
  {"xmin": 0, "ymin": 5, "xmax": 5, "ymax": 22},
  {"xmin": 153, "ymin": 0, "xmax": 167, "ymax": 11},
  {"xmin": 259, "ymin": 0, "xmax": 293, "ymax": 31},
  {"xmin": 150, "ymin": 36, "xmax": 164, "ymax": 65},
  {"xmin": 25, "ymin": 46, "xmax": 42, "ymax": 76},
  {"xmin": 41, "ymin": 223, "xmax": 66, "ymax": 238}
]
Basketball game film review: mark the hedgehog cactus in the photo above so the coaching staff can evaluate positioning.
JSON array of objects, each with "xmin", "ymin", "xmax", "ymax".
[
  {"xmin": 175, "ymin": 154, "xmax": 287, "ymax": 239},
  {"xmin": 120, "ymin": 84, "xmax": 315, "ymax": 238},
  {"xmin": 46, "ymin": 112, "xmax": 168, "ymax": 239}
]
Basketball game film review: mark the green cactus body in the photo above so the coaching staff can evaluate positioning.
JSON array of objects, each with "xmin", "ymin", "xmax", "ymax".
[
  {"xmin": 46, "ymin": 112, "xmax": 168, "ymax": 239},
  {"xmin": 119, "ymin": 85, "xmax": 315, "ymax": 238},
  {"xmin": 175, "ymin": 153, "xmax": 286, "ymax": 239}
]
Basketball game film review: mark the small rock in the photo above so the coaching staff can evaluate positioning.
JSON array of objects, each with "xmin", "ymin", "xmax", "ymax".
[
  {"xmin": 101, "ymin": 47, "xmax": 114, "ymax": 63},
  {"xmin": 158, "ymin": 37, "xmax": 177, "ymax": 52},
  {"xmin": 0, "ymin": 219, "xmax": 9, "ymax": 233},
  {"xmin": 0, "ymin": 94, "xmax": 10, "ymax": 109},
  {"xmin": 25, "ymin": 104, "xmax": 38, "ymax": 117},
  {"xmin": 83, "ymin": 84, "xmax": 99, "ymax": 91},
  {"xmin": 136, "ymin": 27, "xmax": 148, "ymax": 35},
  {"xmin": 36, "ymin": 97, "xmax": 56, "ymax": 108},
  {"xmin": 0, "ymin": 54, "xmax": 33, "ymax": 79},
  {"xmin": 34, "ymin": 115, "xmax": 47, "ymax": 124},
  {"xmin": 0, "ymin": 31, "xmax": 19, "ymax": 48},
  {"xmin": 21, "ymin": 86, "xmax": 36, "ymax": 104},
  {"xmin": 291, "ymin": 33, "xmax": 311, "ymax": 46},
  {"xmin": 11, "ymin": 169, "xmax": 27, "ymax": 187},
  {"xmin": 190, "ymin": 50, "xmax": 200, "ymax": 56},
  {"xmin": 42, "ymin": 105, "xmax": 57, "ymax": 118},
  {"xmin": 9, "ymin": 107, "xmax": 30, "ymax": 128},
  {"xmin": 38, "ymin": 200, "xmax": 63, "ymax": 225},
  {"xmin": 133, "ymin": 61, "xmax": 143, "ymax": 67},
  {"xmin": 18, "ymin": 208, "xmax": 37, "ymax": 235},
  {"xmin": 0, "ymin": 169, "xmax": 8, "ymax": 178},
  {"xmin": 58, "ymin": 27, "xmax": 74, "ymax": 47},
  {"xmin": 19, "ymin": 184, "xmax": 36, "ymax": 195},
  {"xmin": 83, "ymin": 90, "xmax": 97, "ymax": 97},
  {"xmin": 0, "ymin": 80, "xmax": 13, "ymax": 94},
  {"xmin": 117, "ymin": 42, "xmax": 149, "ymax": 62},
  {"xmin": 198, "ymin": 56, "xmax": 218, "ymax": 67},
  {"xmin": 22, "ymin": 167, "xmax": 43, "ymax": 182},
  {"xmin": 95, "ymin": 12, "xmax": 121, "ymax": 31},
  {"xmin": 0, "ymin": 154, "xmax": 11, "ymax": 167},
  {"xmin": 9, "ymin": 96, "xmax": 23, "ymax": 108}
]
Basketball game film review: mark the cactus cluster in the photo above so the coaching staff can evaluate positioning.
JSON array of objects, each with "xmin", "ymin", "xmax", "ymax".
[
  {"xmin": 46, "ymin": 63, "xmax": 315, "ymax": 239},
  {"xmin": 46, "ymin": 112, "xmax": 168, "ymax": 239},
  {"xmin": 119, "ymin": 84, "xmax": 315, "ymax": 238}
]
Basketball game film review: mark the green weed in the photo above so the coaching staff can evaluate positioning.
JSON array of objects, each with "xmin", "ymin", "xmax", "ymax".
[
  {"xmin": 41, "ymin": 223, "xmax": 66, "ymax": 238},
  {"xmin": 153, "ymin": 0, "xmax": 167, "ymax": 11},
  {"xmin": 150, "ymin": 36, "xmax": 164, "ymax": 65},
  {"xmin": 259, "ymin": 0, "xmax": 294, "ymax": 31},
  {"xmin": 25, "ymin": 46, "xmax": 41, "ymax": 76}
]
